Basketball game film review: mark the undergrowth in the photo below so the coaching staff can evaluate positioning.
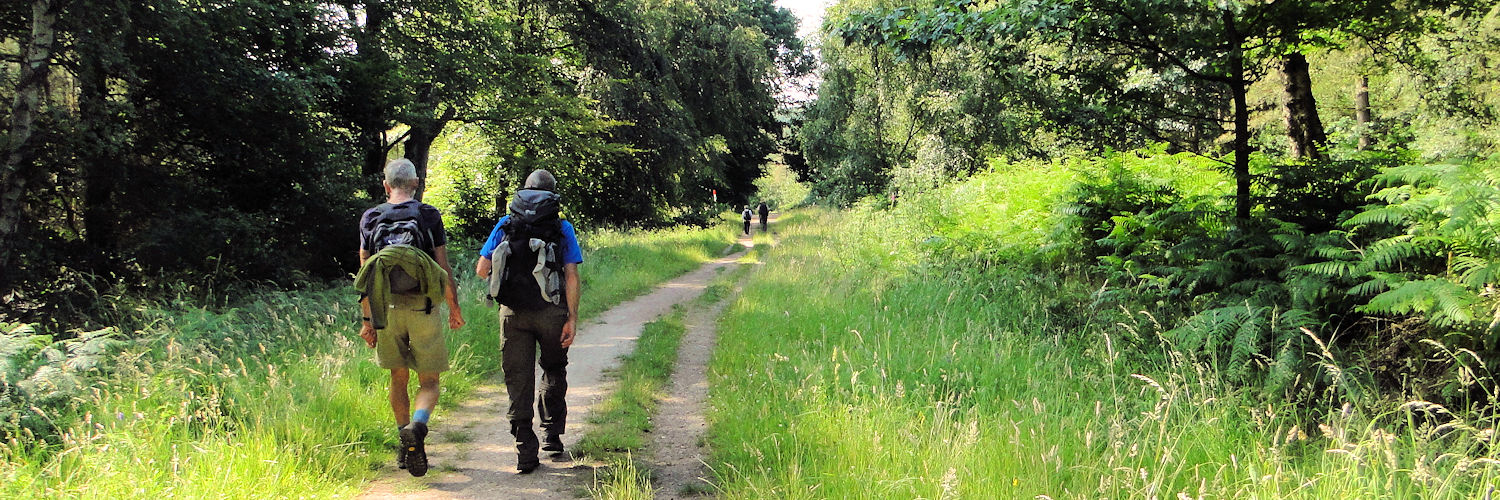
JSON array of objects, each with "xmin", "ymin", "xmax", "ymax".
[
  {"xmin": 0, "ymin": 222, "xmax": 735, "ymax": 498},
  {"xmin": 708, "ymin": 205, "xmax": 1500, "ymax": 498}
]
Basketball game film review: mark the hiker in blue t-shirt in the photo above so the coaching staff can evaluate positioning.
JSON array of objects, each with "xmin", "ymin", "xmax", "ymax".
[{"xmin": 475, "ymin": 169, "xmax": 583, "ymax": 474}]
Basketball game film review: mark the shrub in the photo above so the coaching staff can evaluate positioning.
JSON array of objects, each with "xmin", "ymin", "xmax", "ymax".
[{"xmin": 0, "ymin": 323, "xmax": 127, "ymax": 450}]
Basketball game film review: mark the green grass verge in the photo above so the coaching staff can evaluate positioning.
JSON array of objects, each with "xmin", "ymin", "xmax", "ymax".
[
  {"xmin": 579, "ymin": 264, "xmax": 748, "ymax": 498},
  {"xmin": 586, "ymin": 453, "xmax": 655, "ymax": 500},
  {"xmin": 576, "ymin": 310, "xmax": 688, "ymax": 460},
  {"xmin": 705, "ymin": 207, "xmax": 1500, "ymax": 499},
  {"xmin": 1, "ymin": 222, "xmax": 738, "ymax": 498}
]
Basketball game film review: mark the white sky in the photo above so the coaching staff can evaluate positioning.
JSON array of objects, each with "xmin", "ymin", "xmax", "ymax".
[{"xmin": 776, "ymin": 0, "xmax": 835, "ymax": 40}]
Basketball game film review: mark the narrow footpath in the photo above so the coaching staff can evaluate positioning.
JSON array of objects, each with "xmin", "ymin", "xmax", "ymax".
[
  {"xmin": 362, "ymin": 245, "xmax": 750, "ymax": 499},
  {"xmin": 649, "ymin": 215, "xmax": 771, "ymax": 498},
  {"xmin": 644, "ymin": 284, "xmax": 738, "ymax": 498}
]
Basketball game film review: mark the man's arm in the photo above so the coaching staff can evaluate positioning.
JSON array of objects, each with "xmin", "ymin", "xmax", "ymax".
[
  {"xmin": 476, "ymin": 256, "xmax": 492, "ymax": 278},
  {"xmin": 433, "ymin": 246, "xmax": 466, "ymax": 330},
  {"xmin": 560, "ymin": 263, "xmax": 580, "ymax": 348},
  {"xmin": 358, "ymin": 249, "xmax": 376, "ymax": 348},
  {"xmin": 475, "ymin": 217, "xmax": 505, "ymax": 278}
]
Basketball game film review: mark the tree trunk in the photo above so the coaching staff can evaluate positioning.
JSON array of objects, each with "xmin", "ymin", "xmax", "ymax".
[
  {"xmin": 0, "ymin": 0, "xmax": 65, "ymax": 286},
  {"xmin": 1226, "ymin": 13, "xmax": 1251, "ymax": 221},
  {"xmin": 402, "ymin": 95, "xmax": 455, "ymax": 201},
  {"xmin": 78, "ymin": 43, "xmax": 120, "ymax": 254},
  {"xmin": 405, "ymin": 126, "xmax": 437, "ymax": 201},
  {"xmin": 363, "ymin": 130, "xmax": 389, "ymax": 200},
  {"xmin": 1356, "ymin": 74, "xmax": 1371, "ymax": 151},
  {"xmin": 1281, "ymin": 52, "xmax": 1328, "ymax": 160},
  {"xmin": 353, "ymin": 0, "xmax": 392, "ymax": 201}
]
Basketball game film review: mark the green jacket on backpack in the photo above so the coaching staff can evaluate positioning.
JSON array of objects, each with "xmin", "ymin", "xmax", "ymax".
[{"xmin": 355, "ymin": 245, "xmax": 448, "ymax": 330}]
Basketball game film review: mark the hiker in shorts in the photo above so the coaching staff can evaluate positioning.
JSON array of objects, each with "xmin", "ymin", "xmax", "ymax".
[
  {"xmin": 475, "ymin": 169, "xmax": 583, "ymax": 474},
  {"xmin": 757, "ymin": 201, "xmax": 769, "ymax": 231},
  {"xmin": 354, "ymin": 158, "xmax": 466, "ymax": 477},
  {"xmin": 742, "ymin": 205, "xmax": 753, "ymax": 235}
]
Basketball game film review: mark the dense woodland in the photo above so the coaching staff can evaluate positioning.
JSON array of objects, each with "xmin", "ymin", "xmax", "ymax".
[
  {"xmin": 798, "ymin": 0, "xmax": 1500, "ymax": 398},
  {"xmin": 0, "ymin": 0, "xmax": 809, "ymax": 322},
  {"xmin": 7, "ymin": 0, "xmax": 1500, "ymax": 496}
]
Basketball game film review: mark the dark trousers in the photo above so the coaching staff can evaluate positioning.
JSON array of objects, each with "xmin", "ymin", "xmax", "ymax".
[
  {"xmin": 743, "ymin": 220, "xmax": 751, "ymax": 234},
  {"xmin": 500, "ymin": 305, "xmax": 570, "ymax": 463}
]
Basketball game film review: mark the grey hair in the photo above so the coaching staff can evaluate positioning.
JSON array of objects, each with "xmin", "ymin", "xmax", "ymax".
[
  {"xmin": 524, "ymin": 169, "xmax": 557, "ymax": 191},
  {"xmin": 384, "ymin": 158, "xmax": 420, "ymax": 190}
]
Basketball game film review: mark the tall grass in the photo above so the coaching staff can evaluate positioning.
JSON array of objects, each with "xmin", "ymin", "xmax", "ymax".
[
  {"xmin": 706, "ymin": 203, "xmax": 1500, "ymax": 498},
  {"xmin": 1, "ymin": 222, "xmax": 737, "ymax": 498},
  {"xmin": 580, "ymin": 264, "xmax": 749, "ymax": 498}
]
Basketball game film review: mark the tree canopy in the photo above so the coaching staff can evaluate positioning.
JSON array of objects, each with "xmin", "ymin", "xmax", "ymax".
[
  {"xmin": 805, "ymin": 0, "xmax": 1498, "ymax": 212},
  {"xmin": 0, "ymin": 0, "xmax": 811, "ymax": 321}
]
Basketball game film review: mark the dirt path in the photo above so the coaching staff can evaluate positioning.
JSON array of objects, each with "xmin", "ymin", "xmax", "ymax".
[
  {"xmin": 649, "ymin": 215, "xmax": 772, "ymax": 498},
  {"xmin": 644, "ymin": 284, "xmax": 737, "ymax": 498},
  {"xmin": 362, "ymin": 245, "xmax": 751, "ymax": 500}
]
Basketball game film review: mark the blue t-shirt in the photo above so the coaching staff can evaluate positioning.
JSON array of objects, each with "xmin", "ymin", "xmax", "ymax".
[{"xmin": 479, "ymin": 216, "xmax": 583, "ymax": 265}]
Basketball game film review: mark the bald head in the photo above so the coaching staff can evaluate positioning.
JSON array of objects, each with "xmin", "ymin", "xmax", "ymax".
[{"xmin": 524, "ymin": 169, "xmax": 556, "ymax": 191}]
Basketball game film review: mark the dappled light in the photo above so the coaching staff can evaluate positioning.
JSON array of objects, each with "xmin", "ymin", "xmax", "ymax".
[{"xmin": 5, "ymin": 0, "xmax": 1500, "ymax": 498}]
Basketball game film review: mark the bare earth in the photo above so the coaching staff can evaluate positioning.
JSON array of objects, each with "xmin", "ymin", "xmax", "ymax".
[
  {"xmin": 648, "ymin": 217, "xmax": 770, "ymax": 498},
  {"xmin": 361, "ymin": 245, "xmax": 750, "ymax": 500},
  {"xmin": 646, "ymin": 282, "xmax": 738, "ymax": 498}
]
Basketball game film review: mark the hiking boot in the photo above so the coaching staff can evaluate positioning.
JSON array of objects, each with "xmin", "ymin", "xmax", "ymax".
[
  {"xmin": 394, "ymin": 425, "xmax": 410, "ymax": 469},
  {"xmin": 542, "ymin": 433, "xmax": 564, "ymax": 454},
  {"xmin": 512, "ymin": 422, "xmax": 540, "ymax": 473},
  {"xmin": 517, "ymin": 459, "xmax": 540, "ymax": 474},
  {"xmin": 400, "ymin": 421, "xmax": 429, "ymax": 477}
]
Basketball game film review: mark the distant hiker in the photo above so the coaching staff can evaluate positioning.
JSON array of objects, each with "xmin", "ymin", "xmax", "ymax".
[
  {"xmin": 354, "ymin": 158, "xmax": 466, "ymax": 477},
  {"xmin": 757, "ymin": 202, "xmax": 769, "ymax": 231},
  {"xmin": 475, "ymin": 169, "xmax": 583, "ymax": 474},
  {"xmin": 742, "ymin": 205, "xmax": 753, "ymax": 235}
]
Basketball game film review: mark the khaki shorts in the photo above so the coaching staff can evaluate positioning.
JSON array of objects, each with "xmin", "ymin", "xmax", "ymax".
[{"xmin": 374, "ymin": 293, "xmax": 448, "ymax": 373}]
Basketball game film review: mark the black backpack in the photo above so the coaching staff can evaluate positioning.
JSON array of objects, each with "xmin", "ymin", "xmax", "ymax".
[
  {"xmin": 364, "ymin": 202, "xmax": 435, "ymax": 294},
  {"xmin": 490, "ymin": 189, "xmax": 566, "ymax": 310}
]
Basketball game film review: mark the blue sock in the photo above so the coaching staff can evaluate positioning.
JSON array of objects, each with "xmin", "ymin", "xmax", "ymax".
[{"xmin": 412, "ymin": 408, "xmax": 431, "ymax": 424}]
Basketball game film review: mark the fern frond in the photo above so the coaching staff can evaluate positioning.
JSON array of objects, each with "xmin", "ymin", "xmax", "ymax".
[
  {"xmin": 1430, "ymin": 282, "xmax": 1479, "ymax": 327},
  {"xmin": 1359, "ymin": 280, "xmax": 1430, "ymax": 317},
  {"xmin": 1349, "ymin": 271, "xmax": 1404, "ymax": 297},
  {"xmin": 1358, "ymin": 278, "xmax": 1476, "ymax": 328},
  {"xmin": 1193, "ymin": 260, "xmax": 1236, "ymax": 289},
  {"xmin": 1266, "ymin": 337, "xmax": 1304, "ymax": 394},
  {"xmin": 1228, "ymin": 308, "xmax": 1268, "ymax": 378},
  {"xmin": 1271, "ymin": 232, "xmax": 1302, "ymax": 252},
  {"xmin": 1284, "ymin": 276, "xmax": 1333, "ymax": 309},
  {"xmin": 1374, "ymin": 164, "xmax": 1447, "ymax": 187},
  {"xmin": 1295, "ymin": 260, "xmax": 1355, "ymax": 279},
  {"xmin": 1345, "ymin": 205, "xmax": 1409, "ymax": 227},
  {"xmin": 1357, "ymin": 237, "xmax": 1425, "ymax": 273},
  {"xmin": 1310, "ymin": 243, "xmax": 1357, "ymax": 260},
  {"xmin": 1365, "ymin": 184, "xmax": 1416, "ymax": 205},
  {"xmin": 1277, "ymin": 308, "xmax": 1321, "ymax": 333},
  {"xmin": 1171, "ymin": 305, "xmax": 1248, "ymax": 353},
  {"xmin": 1454, "ymin": 256, "xmax": 1500, "ymax": 289}
]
